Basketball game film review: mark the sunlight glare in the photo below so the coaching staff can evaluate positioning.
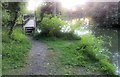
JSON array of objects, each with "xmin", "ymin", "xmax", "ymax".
[
  {"xmin": 37, "ymin": 28, "xmax": 42, "ymax": 33},
  {"xmin": 72, "ymin": 19, "xmax": 79, "ymax": 24},
  {"xmin": 27, "ymin": 0, "xmax": 42, "ymax": 12},
  {"xmin": 84, "ymin": 18, "xmax": 89, "ymax": 25},
  {"xmin": 59, "ymin": 0, "xmax": 87, "ymax": 9}
]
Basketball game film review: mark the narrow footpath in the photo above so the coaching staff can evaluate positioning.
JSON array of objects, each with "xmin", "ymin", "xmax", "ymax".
[{"xmin": 21, "ymin": 37, "xmax": 49, "ymax": 75}]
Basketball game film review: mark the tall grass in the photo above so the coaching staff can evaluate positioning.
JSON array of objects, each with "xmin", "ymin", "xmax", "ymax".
[
  {"xmin": 76, "ymin": 35, "xmax": 116, "ymax": 74},
  {"xmin": 2, "ymin": 27, "xmax": 31, "ymax": 71},
  {"xmin": 41, "ymin": 35, "xmax": 116, "ymax": 75}
]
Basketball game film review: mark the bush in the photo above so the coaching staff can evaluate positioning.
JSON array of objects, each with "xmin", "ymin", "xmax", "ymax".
[
  {"xmin": 2, "ymin": 9, "xmax": 11, "ymax": 27},
  {"xmin": 39, "ymin": 15, "xmax": 65, "ymax": 37},
  {"xmin": 76, "ymin": 35, "xmax": 116, "ymax": 74},
  {"xmin": 2, "ymin": 27, "xmax": 31, "ymax": 71},
  {"xmin": 35, "ymin": 15, "xmax": 81, "ymax": 40}
]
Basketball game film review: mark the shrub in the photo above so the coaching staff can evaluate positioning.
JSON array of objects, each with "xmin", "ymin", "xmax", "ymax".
[
  {"xmin": 35, "ymin": 15, "xmax": 81, "ymax": 40},
  {"xmin": 99, "ymin": 59, "xmax": 116, "ymax": 74},
  {"xmin": 2, "ymin": 9, "xmax": 11, "ymax": 27},
  {"xmin": 2, "ymin": 27, "xmax": 31, "ymax": 71},
  {"xmin": 39, "ymin": 15, "xmax": 65, "ymax": 37},
  {"xmin": 76, "ymin": 35, "xmax": 116, "ymax": 74}
]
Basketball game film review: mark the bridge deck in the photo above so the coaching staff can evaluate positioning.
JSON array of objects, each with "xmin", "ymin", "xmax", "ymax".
[{"xmin": 24, "ymin": 18, "xmax": 36, "ymax": 28}]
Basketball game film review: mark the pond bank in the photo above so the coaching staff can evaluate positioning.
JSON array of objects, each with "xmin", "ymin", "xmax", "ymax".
[{"xmin": 91, "ymin": 26, "xmax": 120, "ymax": 75}]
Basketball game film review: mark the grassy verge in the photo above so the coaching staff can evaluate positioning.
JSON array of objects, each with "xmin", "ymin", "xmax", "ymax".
[
  {"xmin": 40, "ymin": 35, "xmax": 116, "ymax": 75},
  {"xmin": 2, "ymin": 27, "xmax": 31, "ymax": 72}
]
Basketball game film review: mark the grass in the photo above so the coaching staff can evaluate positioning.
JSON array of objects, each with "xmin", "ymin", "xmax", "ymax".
[
  {"xmin": 2, "ymin": 27, "xmax": 31, "ymax": 72},
  {"xmin": 40, "ymin": 35, "xmax": 116, "ymax": 75}
]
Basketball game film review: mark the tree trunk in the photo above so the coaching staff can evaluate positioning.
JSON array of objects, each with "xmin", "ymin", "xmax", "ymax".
[{"xmin": 8, "ymin": 12, "xmax": 18, "ymax": 37}]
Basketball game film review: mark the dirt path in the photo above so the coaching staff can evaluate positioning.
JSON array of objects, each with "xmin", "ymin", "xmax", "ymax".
[
  {"xmin": 4, "ymin": 37, "xmax": 101, "ymax": 75},
  {"xmin": 4, "ymin": 37, "xmax": 51, "ymax": 75},
  {"xmin": 22, "ymin": 37, "xmax": 49, "ymax": 75}
]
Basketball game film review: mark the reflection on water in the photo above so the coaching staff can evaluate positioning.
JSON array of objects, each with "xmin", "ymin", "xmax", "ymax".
[
  {"xmin": 92, "ymin": 28, "xmax": 120, "ymax": 75},
  {"xmin": 92, "ymin": 27, "xmax": 119, "ymax": 75},
  {"xmin": 61, "ymin": 18, "xmax": 91, "ymax": 36},
  {"xmin": 74, "ymin": 30, "xmax": 91, "ymax": 36},
  {"xmin": 112, "ymin": 52, "xmax": 120, "ymax": 74}
]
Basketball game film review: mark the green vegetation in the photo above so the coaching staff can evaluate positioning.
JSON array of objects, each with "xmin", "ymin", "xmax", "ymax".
[
  {"xmin": 38, "ymin": 15, "xmax": 65, "ymax": 37},
  {"xmin": 35, "ymin": 15, "xmax": 116, "ymax": 75},
  {"xmin": 2, "ymin": 9, "xmax": 11, "ymax": 27},
  {"xmin": 40, "ymin": 35, "xmax": 116, "ymax": 75},
  {"xmin": 2, "ymin": 2, "xmax": 21, "ymax": 36},
  {"xmin": 2, "ymin": 2, "xmax": 32, "ymax": 74},
  {"xmin": 2, "ymin": 2, "xmax": 27, "ymax": 36},
  {"xmin": 2, "ymin": 28, "xmax": 31, "ymax": 71},
  {"xmin": 1, "ymin": 1, "xmax": 118, "ymax": 75},
  {"xmin": 35, "ymin": 15, "xmax": 80, "ymax": 40},
  {"xmin": 2, "ymin": 2, "xmax": 32, "ymax": 72}
]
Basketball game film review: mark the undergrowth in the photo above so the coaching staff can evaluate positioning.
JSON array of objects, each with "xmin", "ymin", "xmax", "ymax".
[
  {"xmin": 40, "ymin": 35, "xmax": 116, "ymax": 75},
  {"xmin": 2, "ymin": 27, "xmax": 31, "ymax": 71}
]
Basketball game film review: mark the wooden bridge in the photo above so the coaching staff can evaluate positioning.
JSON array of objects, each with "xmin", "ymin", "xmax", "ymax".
[{"xmin": 23, "ymin": 17, "xmax": 36, "ymax": 34}]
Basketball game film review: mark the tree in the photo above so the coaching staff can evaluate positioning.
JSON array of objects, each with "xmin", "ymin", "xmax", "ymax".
[
  {"xmin": 39, "ymin": 2, "xmax": 60, "ymax": 22},
  {"xmin": 85, "ymin": 2, "xmax": 119, "ymax": 27},
  {"xmin": 2, "ymin": 2, "xmax": 20, "ymax": 36}
]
